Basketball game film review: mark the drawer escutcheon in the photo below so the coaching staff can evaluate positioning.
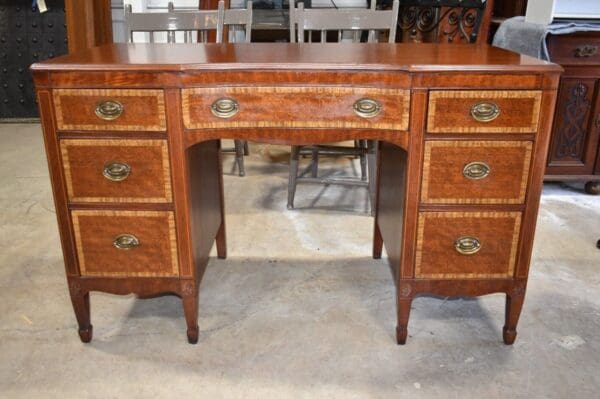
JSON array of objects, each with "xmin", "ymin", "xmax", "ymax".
[
  {"xmin": 95, "ymin": 99, "xmax": 124, "ymax": 121},
  {"xmin": 470, "ymin": 101, "xmax": 500, "ymax": 123},
  {"xmin": 210, "ymin": 97, "xmax": 239, "ymax": 118},
  {"xmin": 113, "ymin": 234, "xmax": 140, "ymax": 250},
  {"xmin": 462, "ymin": 161, "xmax": 491, "ymax": 180},
  {"xmin": 353, "ymin": 98, "xmax": 382, "ymax": 118},
  {"xmin": 454, "ymin": 236, "xmax": 482, "ymax": 255},
  {"xmin": 102, "ymin": 161, "xmax": 131, "ymax": 182}
]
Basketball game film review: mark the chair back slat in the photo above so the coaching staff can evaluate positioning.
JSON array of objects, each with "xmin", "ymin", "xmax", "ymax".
[
  {"xmin": 290, "ymin": 0, "xmax": 399, "ymax": 44},
  {"xmin": 124, "ymin": 0, "xmax": 252, "ymax": 44}
]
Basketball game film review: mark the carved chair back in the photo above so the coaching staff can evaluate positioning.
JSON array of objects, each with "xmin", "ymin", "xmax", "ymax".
[{"xmin": 397, "ymin": 0, "xmax": 494, "ymax": 44}]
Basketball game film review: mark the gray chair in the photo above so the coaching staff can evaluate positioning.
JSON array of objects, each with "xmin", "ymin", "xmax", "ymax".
[
  {"xmin": 287, "ymin": 0, "xmax": 399, "ymax": 213},
  {"xmin": 124, "ymin": 0, "xmax": 253, "ymax": 176}
]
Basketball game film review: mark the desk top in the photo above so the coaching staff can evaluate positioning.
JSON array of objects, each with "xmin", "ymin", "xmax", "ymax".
[{"xmin": 31, "ymin": 43, "xmax": 561, "ymax": 73}]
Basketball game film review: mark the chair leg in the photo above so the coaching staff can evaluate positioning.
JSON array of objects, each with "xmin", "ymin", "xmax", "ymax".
[
  {"xmin": 310, "ymin": 147, "xmax": 319, "ymax": 178},
  {"xmin": 367, "ymin": 140, "xmax": 377, "ymax": 216},
  {"xmin": 359, "ymin": 139, "xmax": 368, "ymax": 181},
  {"xmin": 288, "ymin": 146, "xmax": 300, "ymax": 209},
  {"xmin": 234, "ymin": 139, "xmax": 245, "ymax": 177}
]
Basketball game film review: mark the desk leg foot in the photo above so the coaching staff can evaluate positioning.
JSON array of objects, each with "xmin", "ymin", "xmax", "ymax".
[
  {"xmin": 216, "ymin": 220, "xmax": 227, "ymax": 259},
  {"xmin": 182, "ymin": 282, "xmax": 199, "ymax": 344},
  {"xmin": 78, "ymin": 325, "xmax": 93, "ymax": 343},
  {"xmin": 396, "ymin": 297, "xmax": 412, "ymax": 345},
  {"xmin": 373, "ymin": 221, "xmax": 383, "ymax": 259},
  {"xmin": 503, "ymin": 290, "xmax": 525, "ymax": 345}
]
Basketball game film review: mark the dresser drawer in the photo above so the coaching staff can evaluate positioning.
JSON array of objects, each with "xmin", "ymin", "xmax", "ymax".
[
  {"xmin": 60, "ymin": 139, "xmax": 172, "ymax": 204},
  {"xmin": 182, "ymin": 87, "xmax": 410, "ymax": 131},
  {"xmin": 53, "ymin": 89, "xmax": 166, "ymax": 131},
  {"xmin": 547, "ymin": 32, "xmax": 600, "ymax": 65},
  {"xmin": 421, "ymin": 141, "xmax": 533, "ymax": 204},
  {"xmin": 72, "ymin": 210, "xmax": 179, "ymax": 277},
  {"xmin": 427, "ymin": 91, "xmax": 542, "ymax": 134},
  {"xmin": 415, "ymin": 212, "xmax": 522, "ymax": 279}
]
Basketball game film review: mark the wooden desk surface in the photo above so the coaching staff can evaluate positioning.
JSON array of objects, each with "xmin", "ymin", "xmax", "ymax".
[{"xmin": 32, "ymin": 43, "xmax": 561, "ymax": 73}]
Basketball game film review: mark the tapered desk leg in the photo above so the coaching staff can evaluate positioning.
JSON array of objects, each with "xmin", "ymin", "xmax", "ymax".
[
  {"xmin": 396, "ymin": 296, "xmax": 412, "ymax": 345},
  {"xmin": 216, "ymin": 140, "xmax": 227, "ymax": 259},
  {"xmin": 503, "ymin": 290, "xmax": 525, "ymax": 345},
  {"xmin": 373, "ymin": 221, "xmax": 383, "ymax": 259},
  {"xmin": 181, "ymin": 281, "xmax": 199, "ymax": 344},
  {"xmin": 68, "ymin": 280, "xmax": 93, "ymax": 343}
]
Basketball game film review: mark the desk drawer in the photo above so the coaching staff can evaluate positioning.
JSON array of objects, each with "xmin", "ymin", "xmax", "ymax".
[
  {"xmin": 72, "ymin": 210, "xmax": 179, "ymax": 277},
  {"xmin": 53, "ymin": 89, "xmax": 166, "ymax": 132},
  {"xmin": 60, "ymin": 139, "xmax": 172, "ymax": 204},
  {"xmin": 427, "ymin": 91, "xmax": 542, "ymax": 134},
  {"xmin": 421, "ymin": 141, "xmax": 533, "ymax": 204},
  {"xmin": 415, "ymin": 212, "xmax": 522, "ymax": 279},
  {"xmin": 182, "ymin": 87, "xmax": 410, "ymax": 131}
]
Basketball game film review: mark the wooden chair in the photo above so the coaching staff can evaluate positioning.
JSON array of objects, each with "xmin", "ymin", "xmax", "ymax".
[
  {"xmin": 287, "ymin": 0, "xmax": 399, "ymax": 213},
  {"xmin": 124, "ymin": 0, "xmax": 253, "ymax": 176}
]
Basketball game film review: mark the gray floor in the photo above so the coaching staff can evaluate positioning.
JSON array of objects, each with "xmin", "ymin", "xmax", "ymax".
[{"xmin": 1, "ymin": 123, "xmax": 599, "ymax": 398}]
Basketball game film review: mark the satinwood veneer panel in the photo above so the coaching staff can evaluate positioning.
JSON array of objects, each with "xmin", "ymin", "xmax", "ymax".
[
  {"xmin": 427, "ymin": 91, "xmax": 542, "ymax": 133},
  {"xmin": 71, "ymin": 210, "xmax": 179, "ymax": 277},
  {"xmin": 182, "ymin": 87, "xmax": 410, "ymax": 131},
  {"xmin": 415, "ymin": 212, "xmax": 522, "ymax": 279},
  {"xmin": 421, "ymin": 141, "xmax": 533, "ymax": 204},
  {"xmin": 53, "ymin": 89, "xmax": 166, "ymax": 131},
  {"xmin": 60, "ymin": 139, "xmax": 172, "ymax": 204}
]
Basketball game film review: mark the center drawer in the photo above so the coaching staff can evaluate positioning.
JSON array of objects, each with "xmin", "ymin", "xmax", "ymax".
[
  {"xmin": 182, "ymin": 87, "xmax": 410, "ymax": 131},
  {"xmin": 421, "ymin": 140, "xmax": 533, "ymax": 204},
  {"xmin": 71, "ymin": 210, "xmax": 179, "ymax": 277},
  {"xmin": 60, "ymin": 139, "xmax": 172, "ymax": 204}
]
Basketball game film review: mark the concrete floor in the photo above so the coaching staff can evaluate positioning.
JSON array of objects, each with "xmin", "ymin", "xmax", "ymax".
[{"xmin": 0, "ymin": 123, "xmax": 599, "ymax": 398}]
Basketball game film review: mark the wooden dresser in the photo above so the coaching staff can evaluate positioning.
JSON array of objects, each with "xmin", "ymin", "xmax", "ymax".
[
  {"xmin": 545, "ymin": 31, "xmax": 600, "ymax": 194},
  {"xmin": 31, "ymin": 43, "xmax": 561, "ymax": 345}
]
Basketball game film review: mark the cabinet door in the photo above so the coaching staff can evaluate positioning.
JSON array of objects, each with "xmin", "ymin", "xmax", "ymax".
[{"xmin": 546, "ymin": 78, "xmax": 600, "ymax": 176}]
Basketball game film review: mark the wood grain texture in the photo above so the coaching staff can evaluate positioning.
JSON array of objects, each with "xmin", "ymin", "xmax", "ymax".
[
  {"xmin": 71, "ymin": 210, "xmax": 179, "ymax": 277},
  {"xmin": 53, "ymin": 89, "xmax": 166, "ymax": 131},
  {"xmin": 60, "ymin": 139, "xmax": 172, "ymax": 203},
  {"xmin": 427, "ymin": 90, "xmax": 543, "ymax": 133},
  {"xmin": 182, "ymin": 87, "xmax": 410, "ymax": 131},
  {"xmin": 421, "ymin": 141, "xmax": 533, "ymax": 204},
  {"xmin": 415, "ymin": 212, "xmax": 522, "ymax": 279}
]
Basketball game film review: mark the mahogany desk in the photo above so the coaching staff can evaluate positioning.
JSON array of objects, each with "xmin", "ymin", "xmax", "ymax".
[{"xmin": 31, "ymin": 43, "xmax": 561, "ymax": 345}]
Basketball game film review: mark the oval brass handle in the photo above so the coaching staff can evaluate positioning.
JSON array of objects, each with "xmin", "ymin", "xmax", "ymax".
[
  {"xmin": 470, "ymin": 102, "xmax": 500, "ymax": 123},
  {"xmin": 463, "ymin": 161, "xmax": 490, "ymax": 180},
  {"xmin": 353, "ymin": 98, "xmax": 382, "ymax": 118},
  {"xmin": 95, "ymin": 99, "xmax": 124, "ymax": 121},
  {"xmin": 113, "ymin": 234, "xmax": 140, "ymax": 250},
  {"xmin": 210, "ymin": 98, "xmax": 239, "ymax": 118},
  {"xmin": 103, "ymin": 161, "xmax": 131, "ymax": 182},
  {"xmin": 574, "ymin": 45, "xmax": 598, "ymax": 58},
  {"xmin": 454, "ymin": 236, "xmax": 482, "ymax": 255}
]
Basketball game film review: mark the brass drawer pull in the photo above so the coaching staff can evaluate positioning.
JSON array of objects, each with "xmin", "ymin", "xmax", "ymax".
[
  {"xmin": 463, "ymin": 161, "xmax": 491, "ymax": 180},
  {"xmin": 574, "ymin": 45, "xmax": 598, "ymax": 58},
  {"xmin": 353, "ymin": 98, "xmax": 381, "ymax": 118},
  {"xmin": 210, "ymin": 98, "xmax": 239, "ymax": 118},
  {"xmin": 113, "ymin": 234, "xmax": 140, "ymax": 250},
  {"xmin": 95, "ymin": 99, "xmax": 124, "ymax": 121},
  {"xmin": 103, "ymin": 161, "xmax": 131, "ymax": 182},
  {"xmin": 470, "ymin": 102, "xmax": 500, "ymax": 123},
  {"xmin": 454, "ymin": 236, "xmax": 482, "ymax": 255}
]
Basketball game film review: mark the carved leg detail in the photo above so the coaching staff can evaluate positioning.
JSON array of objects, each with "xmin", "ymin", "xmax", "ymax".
[
  {"xmin": 373, "ymin": 221, "xmax": 383, "ymax": 259},
  {"xmin": 181, "ymin": 282, "xmax": 199, "ymax": 344},
  {"xmin": 69, "ymin": 281, "xmax": 93, "ymax": 343},
  {"xmin": 216, "ymin": 219, "xmax": 227, "ymax": 259},
  {"xmin": 503, "ymin": 291, "xmax": 525, "ymax": 345},
  {"xmin": 396, "ymin": 296, "xmax": 413, "ymax": 345}
]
